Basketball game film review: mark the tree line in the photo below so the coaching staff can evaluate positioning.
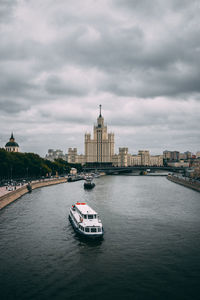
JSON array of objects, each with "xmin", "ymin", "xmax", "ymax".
[{"xmin": 0, "ymin": 148, "xmax": 82, "ymax": 181}]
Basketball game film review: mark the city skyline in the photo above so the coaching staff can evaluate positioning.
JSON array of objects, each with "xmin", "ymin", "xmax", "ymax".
[
  {"xmin": 0, "ymin": 0, "xmax": 200, "ymax": 156},
  {"xmin": 2, "ymin": 107, "xmax": 199, "ymax": 158}
]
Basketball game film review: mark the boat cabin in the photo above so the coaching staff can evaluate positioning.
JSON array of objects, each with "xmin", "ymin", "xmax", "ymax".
[{"xmin": 74, "ymin": 202, "xmax": 98, "ymax": 219}]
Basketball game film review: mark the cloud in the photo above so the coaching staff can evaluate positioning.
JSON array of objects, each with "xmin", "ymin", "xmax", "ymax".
[
  {"xmin": 0, "ymin": 0, "xmax": 199, "ymax": 155},
  {"xmin": 0, "ymin": 0, "xmax": 17, "ymax": 24},
  {"xmin": 44, "ymin": 74, "xmax": 88, "ymax": 96}
]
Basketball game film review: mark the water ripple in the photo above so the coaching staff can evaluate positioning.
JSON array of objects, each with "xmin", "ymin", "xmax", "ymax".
[{"xmin": 0, "ymin": 176, "xmax": 200, "ymax": 300}]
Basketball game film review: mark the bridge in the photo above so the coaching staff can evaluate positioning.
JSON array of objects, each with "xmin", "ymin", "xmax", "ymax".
[{"xmin": 83, "ymin": 165, "xmax": 187, "ymax": 175}]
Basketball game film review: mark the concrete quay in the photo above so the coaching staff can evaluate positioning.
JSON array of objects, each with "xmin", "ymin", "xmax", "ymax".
[
  {"xmin": 167, "ymin": 175, "xmax": 200, "ymax": 193},
  {"xmin": 0, "ymin": 178, "xmax": 67, "ymax": 210}
]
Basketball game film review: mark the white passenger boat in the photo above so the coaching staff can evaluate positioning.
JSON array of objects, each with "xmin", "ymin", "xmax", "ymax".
[{"xmin": 69, "ymin": 202, "xmax": 104, "ymax": 238}]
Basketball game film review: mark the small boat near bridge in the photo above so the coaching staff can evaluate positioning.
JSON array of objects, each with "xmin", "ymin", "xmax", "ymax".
[{"xmin": 84, "ymin": 177, "xmax": 95, "ymax": 189}]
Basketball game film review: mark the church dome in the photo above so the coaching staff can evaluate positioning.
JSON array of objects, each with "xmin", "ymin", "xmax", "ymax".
[
  {"xmin": 5, "ymin": 133, "xmax": 19, "ymax": 152},
  {"xmin": 5, "ymin": 141, "xmax": 19, "ymax": 147}
]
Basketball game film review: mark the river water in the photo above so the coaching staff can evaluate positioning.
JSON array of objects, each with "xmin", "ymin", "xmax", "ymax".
[{"xmin": 0, "ymin": 176, "xmax": 200, "ymax": 300}]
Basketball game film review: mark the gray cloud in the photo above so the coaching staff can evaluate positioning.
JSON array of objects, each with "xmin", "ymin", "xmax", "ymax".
[
  {"xmin": 0, "ymin": 0, "xmax": 17, "ymax": 24},
  {"xmin": 0, "ymin": 0, "xmax": 199, "ymax": 155},
  {"xmin": 44, "ymin": 75, "xmax": 89, "ymax": 96},
  {"xmin": 0, "ymin": 99, "xmax": 29, "ymax": 114}
]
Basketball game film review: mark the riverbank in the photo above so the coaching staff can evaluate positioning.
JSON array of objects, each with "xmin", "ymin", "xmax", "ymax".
[
  {"xmin": 167, "ymin": 175, "xmax": 200, "ymax": 193},
  {"xmin": 0, "ymin": 178, "xmax": 67, "ymax": 210}
]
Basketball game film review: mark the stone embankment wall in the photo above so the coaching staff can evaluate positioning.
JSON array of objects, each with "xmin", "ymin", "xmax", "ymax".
[
  {"xmin": 167, "ymin": 175, "xmax": 200, "ymax": 193},
  {"xmin": 0, "ymin": 178, "xmax": 67, "ymax": 210}
]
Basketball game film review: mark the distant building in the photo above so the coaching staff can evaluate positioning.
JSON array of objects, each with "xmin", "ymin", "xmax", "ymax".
[
  {"xmin": 163, "ymin": 150, "xmax": 180, "ymax": 162},
  {"xmin": 112, "ymin": 149, "xmax": 163, "ymax": 167},
  {"xmin": 67, "ymin": 105, "xmax": 115, "ymax": 165},
  {"xmin": 163, "ymin": 150, "xmax": 171, "ymax": 160},
  {"xmin": 112, "ymin": 148, "xmax": 132, "ymax": 167},
  {"xmin": 184, "ymin": 151, "xmax": 192, "ymax": 159},
  {"xmin": 179, "ymin": 153, "xmax": 187, "ymax": 160},
  {"xmin": 45, "ymin": 149, "xmax": 67, "ymax": 161},
  {"xmin": 196, "ymin": 151, "xmax": 200, "ymax": 158},
  {"xmin": 77, "ymin": 154, "xmax": 86, "ymax": 165},
  {"xmin": 5, "ymin": 133, "xmax": 19, "ymax": 152},
  {"xmin": 138, "ymin": 150, "xmax": 150, "ymax": 165},
  {"xmin": 68, "ymin": 148, "xmax": 78, "ymax": 163},
  {"xmin": 67, "ymin": 148, "xmax": 85, "ymax": 164},
  {"xmin": 137, "ymin": 151, "xmax": 163, "ymax": 167},
  {"xmin": 191, "ymin": 158, "xmax": 200, "ymax": 177},
  {"xmin": 85, "ymin": 105, "xmax": 115, "ymax": 163},
  {"xmin": 150, "ymin": 155, "xmax": 163, "ymax": 166},
  {"xmin": 170, "ymin": 151, "xmax": 180, "ymax": 161},
  {"xmin": 131, "ymin": 155, "xmax": 141, "ymax": 166}
]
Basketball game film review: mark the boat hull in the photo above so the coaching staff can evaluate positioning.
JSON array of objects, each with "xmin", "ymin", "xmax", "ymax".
[
  {"xmin": 84, "ymin": 183, "xmax": 95, "ymax": 189},
  {"xmin": 69, "ymin": 215, "xmax": 103, "ymax": 239}
]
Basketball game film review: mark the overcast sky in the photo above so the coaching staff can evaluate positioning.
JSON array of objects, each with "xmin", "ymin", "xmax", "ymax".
[{"xmin": 0, "ymin": 0, "xmax": 200, "ymax": 156}]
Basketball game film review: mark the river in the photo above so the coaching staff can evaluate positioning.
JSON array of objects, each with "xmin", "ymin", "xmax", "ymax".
[{"xmin": 0, "ymin": 176, "xmax": 200, "ymax": 300}]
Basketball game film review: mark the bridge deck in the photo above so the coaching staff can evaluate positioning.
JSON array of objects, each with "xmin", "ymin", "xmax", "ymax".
[{"xmin": 83, "ymin": 166, "xmax": 186, "ymax": 174}]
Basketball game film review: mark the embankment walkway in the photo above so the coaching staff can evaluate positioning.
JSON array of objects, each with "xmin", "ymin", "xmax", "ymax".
[
  {"xmin": 167, "ymin": 175, "xmax": 200, "ymax": 193},
  {"xmin": 0, "ymin": 178, "xmax": 67, "ymax": 210}
]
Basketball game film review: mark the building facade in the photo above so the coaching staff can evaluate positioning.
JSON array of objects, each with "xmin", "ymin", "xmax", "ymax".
[
  {"xmin": 150, "ymin": 155, "xmax": 163, "ymax": 166},
  {"xmin": 138, "ymin": 150, "xmax": 150, "ymax": 165},
  {"xmin": 112, "ymin": 148, "xmax": 130, "ymax": 167},
  {"xmin": 131, "ymin": 155, "xmax": 142, "ymax": 166},
  {"xmin": 45, "ymin": 149, "xmax": 67, "ymax": 161},
  {"xmin": 196, "ymin": 151, "xmax": 200, "ymax": 158},
  {"xmin": 191, "ymin": 158, "xmax": 200, "ymax": 177},
  {"xmin": 163, "ymin": 150, "xmax": 180, "ymax": 161},
  {"xmin": 67, "ymin": 148, "xmax": 78, "ymax": 163},
  {"xmin": 84, "ymin": 105, "xmax": 115, "ymax": 163},
  {"xmin": 112, "ymin": 149, "xmax": 163, "ymax": 167}
]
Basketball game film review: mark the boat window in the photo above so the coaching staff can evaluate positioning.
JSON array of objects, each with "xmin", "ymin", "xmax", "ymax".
[
  {"xmin": 98, "ymin": 228, "xmax": 101, "ymax": 232},
  {"xmin": 85, "ymin": 227, "xmax": 89, "ymax": 232},
  {"xmin": 91, "ymin": 228, "xmax": 97, "ymax": 232},
  {"xmin": 84, "ymin": 215, "xmax": 87, "ymax": 219},
  {"xmin": 88, "ymin": 215, "xmax": 93, "ymax": 219}
]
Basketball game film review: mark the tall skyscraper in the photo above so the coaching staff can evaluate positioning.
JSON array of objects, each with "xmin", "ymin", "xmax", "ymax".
[{"xmin": 85, "ymin": 105, "xmax": 115, "ymax": 163}]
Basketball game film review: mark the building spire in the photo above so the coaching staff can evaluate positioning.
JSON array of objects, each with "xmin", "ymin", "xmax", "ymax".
[
  {"xmin": 99, "ymin": 104, "xmax": 102, "ymax": 117},
  {"xmin": 10, "ymin": 132, "xmax": 14, "ymax": 142}
]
